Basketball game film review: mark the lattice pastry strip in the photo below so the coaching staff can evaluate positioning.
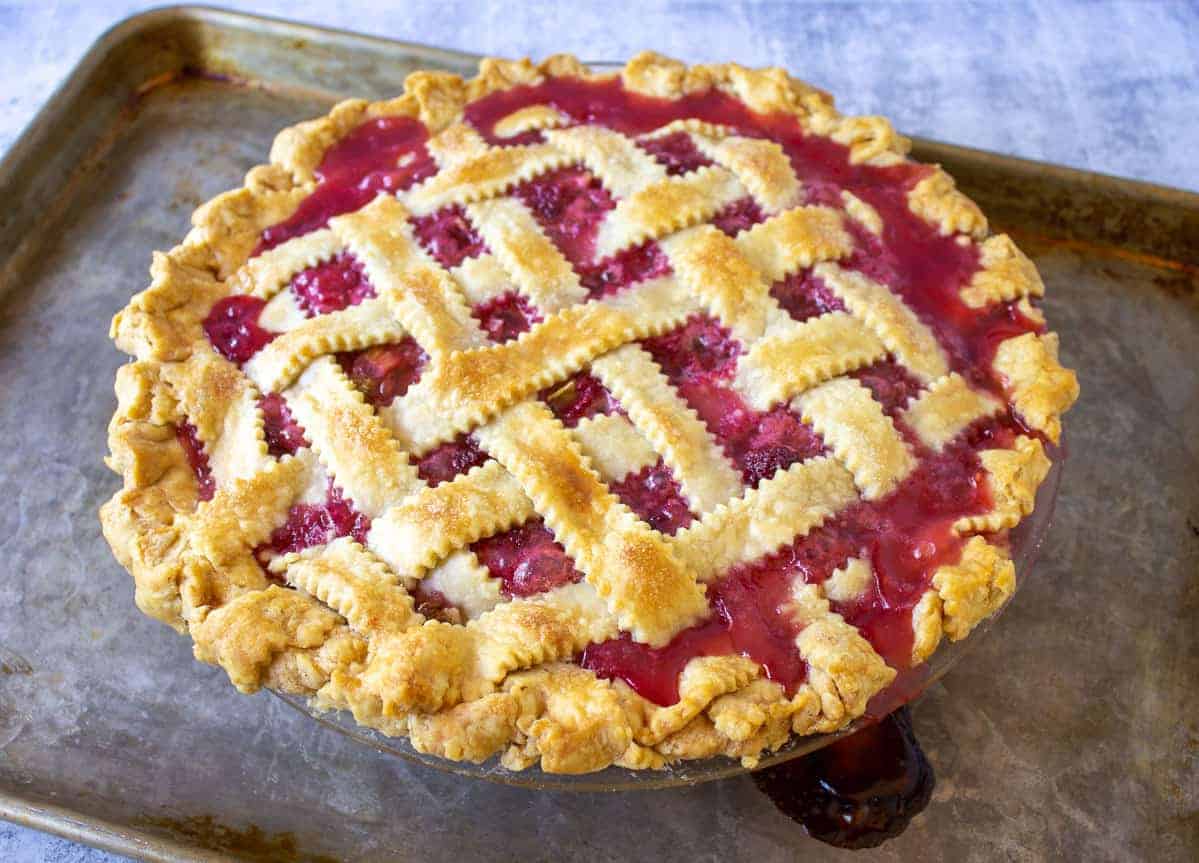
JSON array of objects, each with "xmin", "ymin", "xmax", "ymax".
[
  {"xmin": 900, "ymin": 372, "xmax": 1003, "ymax": 452},
  {"xmin": 493, "ymin": 104, "xmax": 570, "ymax": 138},
  {"xmin": 380, "ymin": 275, "xmax": 699, "ymax": 454},
  {"xmin": 571, "ymin": 413, "xmax": 659, "ymax": 482},
  {"xmin": 690, "ymin": 133, "xmax": 802, "ymax": 213},
  {"xmin": 244, "ymin": 298, "xmax": 407, "ymax": 393},
  {"xmin": 334, "ymin": 195, "xmax": 485, "ymax": 355},
  {"xmin": 590, "ymin": 344, "xmax": 742, "ymax": 513},
  {"xmin": 368, "ymin": 459, "xmax": 532, "ymax": 578},
  {"xmin": 230, "ymin": 228, "xmax": 342, "ymax": 300},
  {"xmin": 475, "ymin": 400, "xmax": 708, "ymax": 645},
  {"xmin": 670, "ymin": 456, "xmax": 859, "ymax": 583},
  {"xmin": 733, "ymin": 311, "xmax": 887, "ymax": 411},
  {"xmin": 732, "ymin": 206, "xmax": 854, "ymax": 284},
  {"xmin": 815, "ymin": 262, "xmax": 950, "ymax": 382},
  {"xmin": 465, "ymin": 197, "xmax": 587, "ymax": 312},
  {"xmin": 421, "ymin": 550, "xmax": 503, "ymax": 620},
  {"xmin": 402, "ymin": 142, "xmax": 572, "ymax": 216},
  {"xmin": 545, "ymin": 126, "xmax": 666, "ymax": 198},
  {"xmin": 794, "ymin": 377, "xmax": 915, "ymax": 500},
  {"xmin": 283, "ymin": 357, "xmax": 423, "ymax": 518}
]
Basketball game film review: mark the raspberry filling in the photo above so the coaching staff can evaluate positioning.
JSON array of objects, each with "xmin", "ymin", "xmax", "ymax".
[
  {"xmin": 262, "ymin": 482, "xmax": 370, "ymax": 556},
  {"xmin": 415, "ymin": 435, "xmax": 489, "ymax": 486},
  {"xmin": 542, "ymin": 372, "xmax": 621, "ymax": 427},
  {"xmin": 338, "ymin": 338, "xmax": 428, "ymax": 408},
  {"xmin": 643, "ymin": 315, "xmax": 824, "ymax": 486},
  {"xmin": 472, "ymin": 292, "xmax": 542, "ymax": 343},
  {"xmin": 259, "ymin": 393, "xmax": 308, "ymax": 457},
  {"xmin": 472, "ymin": 520, "xmax": 583, "ymax": 598},
  {"xmin": 711, "ymin": 197, "xmax": 766, "ymax": 237},
  {"xmin": 176, "ymin": 421, "xmax": 215, "ymax": 501},
  {"xmin": 411, "ymin": 205, "xmax": 487, "ymax": 269},
  {"xmin": 256, "ymin": 116, "xmax": 436, "ymax": 253},
  {"xmin": 203, "ymin": 296, "xmax": 274, "ymax": 364},
  {"xmin": 516, "ymin": 167, "xmax": 614, "ymax": 264},
  {"xmin": 245, "ymin": 75, "xmax": 1053, "ymax": 710},
  {"xmin": 851, "ymin": 361, "xmax": 924, "ymax": 418},
  {"xmin": 411, "ymin": 585, "xmax": 463, "ymax": 624},
  {"xmin": 770, "ymin": 270, "xmax": 847, "ymax": 323},
  {"xmin": 578, "ymin": 241, "xmax": 672, "ymax": 299},
  {"xmin": 638, "ymin": 131, "xmax": 714, "ymax": 175},
  {"xmin": 609, "ymin": 460, "xmax": 694, "ymax": 535},
  {"xmin": 290, "ymin": 253, "xmax": 374, "ymax": 316}
]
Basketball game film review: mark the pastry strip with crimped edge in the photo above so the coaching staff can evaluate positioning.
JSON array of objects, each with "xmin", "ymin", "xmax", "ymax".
[{"xmin": 100, "ymin": 50, "xmax": 1078, "ymax": 774}]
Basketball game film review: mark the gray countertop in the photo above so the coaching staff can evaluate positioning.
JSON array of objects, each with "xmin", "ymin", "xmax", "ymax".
[{"xmin": 2, "ymin": 1, "xmax": 1195, "ymax": 860}]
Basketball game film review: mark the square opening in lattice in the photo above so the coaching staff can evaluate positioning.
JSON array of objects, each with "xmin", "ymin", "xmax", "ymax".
[
  {"xmin": 471, "ymin": 291, "xmax": 543, "ymax": 343},
  {"xmin": 541, "ymin": 371, "xmax": 622, "ymax": 427},
  {"xmin": 256, "ymin": 479, "xmax": 370, "ymax": 563},
  {"xmin": 337, "ymin": 337, "xmax": 429, "ymax": 408},
  {"xmin": 410, "ymin": 204, "xmax": 489, "ymax": 269},
  {"xmin": 289, "ymin": 251, "xmax": 375, "ymax": 317},
  {"xmin": 515, "ymin": 166, "xmax": 615, "ymax": 266},
  {"xmin": 710, "ymin": 197, "xmax": 766, "ymax": 238},
  {"xmin": 636, "ymin": 131, "xmax": 715, "ymax": 176},
  {"xmin": 578, "ymin": 240, "xmax": 672, "ymax": 299},
  {"xmin": 608, "ymin": 459, "xmax": 695, "ymax": 535},
  {"xmin": 413, "ymin": 433, "xmax": 490, "ymax": 486},
  {"xmin": 471, "ymin": 519, "xmax": 584, "ymax": 598},
  {"xmin": 770, "ymin": 269, "xmax": 847, "ymax": 324}
]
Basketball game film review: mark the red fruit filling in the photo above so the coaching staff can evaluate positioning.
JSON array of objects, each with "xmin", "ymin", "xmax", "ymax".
[
  {"xmin": 577, "ymin": 241, "xmax": 672, "ymax": 299},
  {"xmin": 637, "ymin": 130, "xmax": 714, "ymax": 175},
  {"xmin": 262, "ymin": 482, "xmax": 370, "ymax": 556},
  {"xmin": 851, "ymin": 361, "xmax": 924, "ymax": 418},
  {"xmin": 711, "ymin": 197, "xmax": 766, "ymax": 237},
  {"xmin": 338, "ymin": 338, "xmax": 428, "ymax": 408},
  {"xmin": 255, "ymin": 117, "xmax": 436, "ymax": 253},
  {"xmin": 770, "ymin": 270, "xmax": 847, "ymax": 323},
  {"xmin": 290, "ymin": 253, "xmax": 374, "ymax": 316},
  {"xmin": 642, "ymin": 314, "xmax": 741, "ymax": 381},
  {"xmin": 176, "ymin": 421, "xmax": 215, "ymax": 501},
  {"xmin": 516, "ymin": 167, "xmax": 614, "ymax": 264},
  {"xmin": 259, "ymin": 393, "xmax": 308, "ymax": 457},
  {"xmin": 472, "ymin": 292, "xmax": 542, "ymax": 343},
  {"xmin": 472, "ymin": 521, "xmax": 583, "ymax": 598},
  {"xmin": 609, "ymin": 460, "xmax": 695, "ymax": 535},
  {"xmin": 415, "ymin": 435, "xmax": 489, "ymax": 486},
  {"xmin": 411, "ymin": 205, "xmax": 487, "ymax": 269},
  {"xmin": 203, "ymin": 296, "xmax": 274, "ymax": 364},
  {"xmin": 542, "ymin": 372, "xmax": 621, "ymax": 427}
]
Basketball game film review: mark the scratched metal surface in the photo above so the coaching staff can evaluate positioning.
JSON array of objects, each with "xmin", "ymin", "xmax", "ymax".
[{"xmin": 0, "ymin": 9, "xmax": 1196, "ymax": 862}]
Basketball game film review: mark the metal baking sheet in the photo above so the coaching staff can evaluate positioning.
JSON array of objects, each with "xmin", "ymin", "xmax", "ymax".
[{"xmin": 0, "ymin": 7, "xmax": 1195, "ymax": 861}]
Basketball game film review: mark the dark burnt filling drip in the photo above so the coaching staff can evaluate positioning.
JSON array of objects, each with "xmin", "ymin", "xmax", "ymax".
[{"xmin": 752, "ymin": 706, "xmax": 935, "ymax": 849}]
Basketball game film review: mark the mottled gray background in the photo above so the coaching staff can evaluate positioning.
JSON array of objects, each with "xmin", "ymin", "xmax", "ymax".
[{"xmin": 1, "ymin": 1, "xmax": 1196, "ymax": 860}]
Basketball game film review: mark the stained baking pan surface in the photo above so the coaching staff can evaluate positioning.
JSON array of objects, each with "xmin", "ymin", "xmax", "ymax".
[{"xmin": 0, "ymin": 7, "xmax": 1195, "ymax": 862}]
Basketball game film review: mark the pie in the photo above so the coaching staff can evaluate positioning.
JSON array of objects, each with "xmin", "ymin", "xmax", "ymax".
[{"xmin": 101, "ymin": 52, "xmax": 1078, "ymax": 774}]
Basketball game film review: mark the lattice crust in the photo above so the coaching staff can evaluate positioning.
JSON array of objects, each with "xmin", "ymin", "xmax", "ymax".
[{"xmin": 102, "ymin": 51, "xmax": 1079, "ymax": 773}]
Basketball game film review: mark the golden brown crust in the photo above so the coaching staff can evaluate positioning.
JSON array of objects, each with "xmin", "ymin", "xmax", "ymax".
[{"xmin": 102, "ymin": 51, "xmax": 1074, "ymax": 773}]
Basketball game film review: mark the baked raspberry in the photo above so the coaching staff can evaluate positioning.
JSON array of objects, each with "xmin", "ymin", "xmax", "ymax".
[
  {"xmin": 516, "ymin": 167, "xmax": 614, "ymax": 264},
  {"xmin": 339, "ymin": 338, "xmax": 428, "ymax": 407},
  {"xmin": 578, "ymin": 241, "xmax": 671, "ymax": 298},
  {"xmin": 712, "ymin": 197, "xmax": 766, "ymax": 237},
  {"xmin": 609, "ymin": 460, "xmax": 695, "ymax": 535},
  {"xmin": 411, "ymin": 205, "xmax": 487, "ymax": 269},
  {"xmin": 642, "ymin": 315, "xmax": 741, "ymax": 382},
  {"xmin": 203, "ymin": 296, "xmax": 274, "ymax": 364},
  {"xmin": 472, "ymin": 292, "xmax": 542, "ymax": 343},
  {"xmin": 258, "ymin": 394, "xmax": 308, "ymax": 457},
  {"xmin": 415, "ymin": 435, "xmax": 488, "ymax": 486},
  {"xmin": 770, "ymin": 270, "xmax": 846, "ymax": 323},
  {"xmin": 542, "ymin": 373, "xmax": 620, "ymax": 427},
  {"xmin": 472, "ymin": 521, "xmax": 583, "ymax": 597},
  {"xmin": 264, "ymin": 483, "xmax": 369, "ymax": 554},
  {"xmin": 290, "ymin": 253, "xmax": 374, "ymax": 316},
  {"xmin": 638, "ymin": 131, "xmax": 713, "ymax": 175}
]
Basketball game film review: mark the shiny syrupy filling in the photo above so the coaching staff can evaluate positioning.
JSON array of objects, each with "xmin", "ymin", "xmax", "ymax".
[
  {"xmin": 260, "ymin": 481, "xmax": 370, "ymax": 558},
  {"xmin": 203, "ymin": 295, "xmax": 274, "ymax": 364},
  {"xmin": 643, "ymin": 315, "xmax": 825, "ymax": 487},
  {"xmin": 415, "ymin": 435, "xmax": 489, "ymax": 486},
  {"xmin": 338, "ymin": 339, "xmax": 428, "ymax": 408},
  {"xmin": 215, "ymin": 73, "xmax": 1050, "ymax": 711},
  {"xmin": 259, "ymin": 393, "xmax": 308, "ymax": 457},
  {"xmin": 176, "ymin": 420, "xmax": 215, "ymax": 501},
  {"xmin": 472, "ymin": 292, "xmax": 542, "ymax": 343},
  {"xmin": 290, "ymin": 252, "xmax": 374, "ymax": 316},
  {"xmin": 412, "ymin": 205, "xmax": 487, "ymax": 269},
  {"xmin": 472, "ymin": 520, "xmax": 583, "ymax": 598}
]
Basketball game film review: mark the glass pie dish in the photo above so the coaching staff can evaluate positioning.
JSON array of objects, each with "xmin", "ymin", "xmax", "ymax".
[{"xmin": 275, "ymin": 446, "xmax": 1064, "ymax": 791}]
